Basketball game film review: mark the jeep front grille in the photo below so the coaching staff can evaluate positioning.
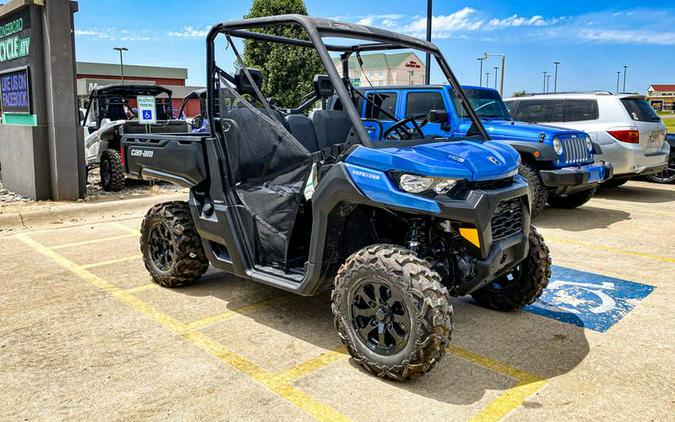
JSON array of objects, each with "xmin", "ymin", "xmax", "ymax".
[
  {"xmin": 491, "ymin": 198, "xmax": 523, "ymax": 242},
  {"xmin": 561, "ymin": 137, "xmax": 592, "ymax": 164}
]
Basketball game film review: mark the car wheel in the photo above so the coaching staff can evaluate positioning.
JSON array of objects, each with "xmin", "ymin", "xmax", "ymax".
[
  {"xmin": 100, "ymin": 149, "xmax": 125, "ymax": 192},
  {"xmin": 519, "ymin": 162, "xmax": 548, "ymax": 218}
]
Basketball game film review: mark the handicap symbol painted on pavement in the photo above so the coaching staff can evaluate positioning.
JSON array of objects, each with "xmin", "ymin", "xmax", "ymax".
[
  {"xmin": 524, "ymin": 266, "xmax": 654, "ymax": 332},
  {"xmin": 142, "ymin": 110, "xmax": 153, "ymax": 120}
]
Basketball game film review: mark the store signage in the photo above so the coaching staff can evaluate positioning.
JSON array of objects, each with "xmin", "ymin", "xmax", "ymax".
[
  {"xmin": 0, "ymin": 67, "xmax": 31, "ymax": 113},
  {"xmin": 0, "ymin": 8, "xmax": 31, "ymax": 65}
]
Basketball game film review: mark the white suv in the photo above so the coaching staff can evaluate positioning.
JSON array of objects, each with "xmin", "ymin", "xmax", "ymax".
[{"xmin": 504, "ymin": 92, "xmax": 669, "ymax": 186}]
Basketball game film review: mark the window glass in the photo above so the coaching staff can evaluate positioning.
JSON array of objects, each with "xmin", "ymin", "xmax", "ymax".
[
  {"xmin": 405, "ymin": 92, "xmax": 446, "ymax": 116},
  {"xmin": 621, "ymin": 98, "xmax": 661, "ymax": 122},
  {"xmin": 564, "ymin": 100, "xmax": 599, "ymax": 122},
  {"xmin": 460, "ymin": 88, "xmax": 511, "ymax": 120},
  {"xmin": 365, "ymin": 92, "xmax": 397, "ymax": 120},
  {"xmin": 512, "ymin": 100, "xmax": 559, "ymax": 123},
  {"xmin": 504, "ymin": 100, "xmax": 517, "ymax": 113}
]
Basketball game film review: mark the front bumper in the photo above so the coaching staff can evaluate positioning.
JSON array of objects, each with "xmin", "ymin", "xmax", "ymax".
[{"xmin": 540, "ymin": 162, "xmax": 613, "ymax": 194}]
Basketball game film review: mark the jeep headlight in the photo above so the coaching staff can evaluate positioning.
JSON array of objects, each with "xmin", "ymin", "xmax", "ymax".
[
  {"xmin": 398, "ymin": 174, "xmax": 460, "ymax": 194},
  {"xmin": 552, "ymin": 137, "xmax": 563, "ymax": 155},
  {"xmin": 585, "ymin": 136, "xmax": 593, "ymax": 152}
]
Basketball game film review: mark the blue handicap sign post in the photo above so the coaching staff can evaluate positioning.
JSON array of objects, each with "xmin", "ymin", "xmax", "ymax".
[
  {"xmin": 142, "ymin": 110, "xmax": 153, "ymax": 120},
  {"xmin": 525, "ymin": 266, "xmax": 655, "ymax": 332}
]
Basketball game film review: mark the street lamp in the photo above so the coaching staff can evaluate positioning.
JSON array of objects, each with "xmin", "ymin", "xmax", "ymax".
[
  {"xmin": 482, "ymin": 52, "xmax": 506, "ymax": 96},
  {"xmin": 485, "ymin": 72, "xmax": 490, "ymax": 88},
  {"xmin": 623, "ymin": 65, "xmax": 628, "ymax": 93},
  {"xmin": 553, "ymin": 61, "xmax": 560, "ymax": 93},
  {"xmin": 493, "ymin": 66, "xmax": 498, "ymax": 90},
  {"xmin": 546, "ymin": 74, "xmax": 551, "ymax": 94},
  {"xmin": 477, "ymin": 57, "xmax": 486, "ymax": 87},
  {"xmin": 543, "ymin": 71, "xmax": 548, "ymax": 93},
  {"xmin": 616, "ymin": 71, "xmax": 621, "ymax": 94},
  {"xmin": 113, "ymin": 47, "xmax": 128, "ymax": 84}
]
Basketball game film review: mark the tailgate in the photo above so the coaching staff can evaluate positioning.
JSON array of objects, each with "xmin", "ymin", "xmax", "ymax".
[
  {"xmin": 620, "ymin": 97, "xmax": 667, "ymax": 153},
  {"xmin": 121, "ymin": 134, "xmax": 208, "ymax": 187}
]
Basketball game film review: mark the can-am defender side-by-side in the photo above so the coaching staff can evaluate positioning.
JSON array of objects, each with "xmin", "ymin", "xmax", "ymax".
[
  {"xmin": 121, "ymin": 15, "xmax": 551, "ymax": 381},
  {"xmin": 80, "ymin": 85, "xmax": 188, "ymax": 191}
]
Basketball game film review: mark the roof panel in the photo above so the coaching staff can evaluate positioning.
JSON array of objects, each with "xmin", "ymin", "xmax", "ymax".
[{"xmin": 76, "ymin": 61, "xmax": 188, "ymax": 80}]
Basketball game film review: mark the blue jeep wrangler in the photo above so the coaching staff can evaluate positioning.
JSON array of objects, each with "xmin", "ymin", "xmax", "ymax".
[{"xmin": 338, "ymin": 85, "xmax": 612, "ymax": 216}]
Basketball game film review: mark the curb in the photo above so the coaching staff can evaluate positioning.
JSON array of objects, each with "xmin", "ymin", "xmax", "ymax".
[{"xmin": 0, "ymin": 193, "xmax": 187, "ymax": 230}]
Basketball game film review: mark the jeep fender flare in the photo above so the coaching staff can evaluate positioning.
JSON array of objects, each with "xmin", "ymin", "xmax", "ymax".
[{"xmin": 498, "ymin": 140, "xmax": 558, "ymax": 163}]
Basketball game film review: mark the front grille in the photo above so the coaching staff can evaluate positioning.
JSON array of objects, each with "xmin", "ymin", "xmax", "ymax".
[
  {"xmin": 491, "ymin": 198, "xmax": 523, "ymax": 242},
  {"xmin": 561, "ymin": 137, "xmax": 592, "ymax": 164},
  {"xmin": 469, "ymin": 177, "xmax": 514, "ymax": 191}
]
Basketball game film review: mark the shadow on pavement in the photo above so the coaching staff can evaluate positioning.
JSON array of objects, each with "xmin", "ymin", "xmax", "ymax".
[
  {"xmin": 179, "ymin": 273, "xmax": 590, "ymax": 407},
  {"xmin": 595, "ymin": 185, "xmax": 675, "ymax": 203},
  {"xmin": 535, "ymin": 205, "xmax": 631, "ymax": 231}
]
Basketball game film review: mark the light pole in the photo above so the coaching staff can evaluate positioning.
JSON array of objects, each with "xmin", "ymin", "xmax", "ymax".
[
  {"xmin": 477, "ymin": 57, "xmax": 486, "ymax": 86},
  {"xmin": 483, "ymin": 52, "xmax": 506, "ymax": 96},
  {"xmin": 114, "ymin": 47, "xmax": 128, "ymax": 84},
  {"xmin": 622, "ymin": 65, "xmax": 628, "ymax": 92},
  {"xmin": 616, "ymin": 71, "xmax": 621, "ymax": 94},
  {"xmin": 494, "ymin": 66, "xmax": 498, "ymax": 90},
  {"xmin": 553, "ymin": 61, "xmax": 560, "ymax": 93},
  {"xmin": 543, "ymin": 71, "xmax": 548, "ymax": 93},
  {"xmin": 546, "ymin": 75, "xmax": 551, "ymax": 94},
  {"xmin": 485, "ymin": 72, "xmax": 490, "ymax": 88},
  {"xmin": 424, "ymin": 0, "xmax": 432, "ymax": 84}
]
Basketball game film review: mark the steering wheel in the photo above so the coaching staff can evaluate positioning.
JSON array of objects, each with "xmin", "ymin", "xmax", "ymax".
[{"xmin": 382, "ymin": 113, "xmax": 429, "ymax": 140}]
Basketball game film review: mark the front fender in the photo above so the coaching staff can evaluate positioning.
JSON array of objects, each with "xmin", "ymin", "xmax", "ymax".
[{"xmin": 497, "ymin": 140, "xmax": 559, "ymax": 162}]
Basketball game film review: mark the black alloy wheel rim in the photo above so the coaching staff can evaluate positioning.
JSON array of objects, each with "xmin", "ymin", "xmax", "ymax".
[
  {"xmin": 101, "ymin": 160, "xmax": 111, "ymax": 185},
  {"xmin": 148, "ymin": 222, "xmax": 174, "ymax": 272},
  {"xmin": 486, "ymin": 264, "xmax": 522, "ymax": 291},
  {"xmin": 350, "ymin": 279, "xmax": 411, "ymax": 355},
  {"xmin": 650, "ymin": 157, "xmax": 675, "ymax": 182}
]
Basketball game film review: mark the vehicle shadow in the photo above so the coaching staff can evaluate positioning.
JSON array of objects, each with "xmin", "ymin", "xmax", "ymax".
[
  {"xmin": 534, "ymin": 205, "xmax": 631, "ymax": 231},
  {"xmin": 595, "ymin": 185, "xmax": 675, "ymax": 203},
  {"xmin": 179, "ymin": 273, "xmax": 590, "ymax": 407}
]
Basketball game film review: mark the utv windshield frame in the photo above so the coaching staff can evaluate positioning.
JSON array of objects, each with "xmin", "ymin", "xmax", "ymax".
[{"xmin": 205, "ymin": 14, "xmax": 490, "ymax": 147}]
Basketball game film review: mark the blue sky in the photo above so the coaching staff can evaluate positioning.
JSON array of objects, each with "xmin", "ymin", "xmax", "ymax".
[{"xmin": 74, "ymin": 0, "xmax": 675, "ymax": 96}]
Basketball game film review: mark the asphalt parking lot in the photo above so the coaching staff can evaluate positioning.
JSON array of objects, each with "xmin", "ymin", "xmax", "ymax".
[{"xmin": 1, "ymin": 180, "xmax": 673, "ymax": 421}]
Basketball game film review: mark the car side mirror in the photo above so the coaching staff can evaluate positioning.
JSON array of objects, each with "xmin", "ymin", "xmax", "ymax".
[{"xmin": 428, "ymin": 109, "xmax": 451, "ymax": 131}]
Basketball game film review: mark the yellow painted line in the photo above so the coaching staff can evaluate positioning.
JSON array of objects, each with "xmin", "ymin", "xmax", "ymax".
[
  {"xmin": 448, "ymin": 346, "xmax": 547, "ymax": 422},
  {"xmin": 544, "ymin": 235, "xmax": 675, "ymax": 264},
  {"xmin": 185, "ymin": 294, "xmax": 296, "ymax": 331},
  {"xmin": 110, "ymin": 221, "xmax": 141, "ymax": 235},
  {"xmin": 124, "ymin": 284, "xmax": 159, "ymax": 294},
  {"xmin": 275, "ymin": 346, "xmax": 348, "ymax": 382},
  {"xmin": 16, "ymin": 233, "xmax": 350, "ymax": 422},
  {"xmin": 48, "ymin": 233, "xmax": 138, "ymax": 250},
  {"xmin": 80, "ymin": 255, "xmax": 141, "ymax": 269}
]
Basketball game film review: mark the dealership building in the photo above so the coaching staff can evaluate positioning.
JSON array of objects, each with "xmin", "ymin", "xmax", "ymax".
[
  {"xmin": 332, "ymin": 52, "xmax": 426, "ymax": 87},
  {"xmin": 75, "ymin": 61, "xmax": 203, "ymax": 116},
  {"xmin": 646, "ymin": 84, "xmax": 675, "ymax": 112}
]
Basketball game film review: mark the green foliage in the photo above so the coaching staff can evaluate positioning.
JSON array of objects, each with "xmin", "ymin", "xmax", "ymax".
[
  {"xmin": 243, "ymin": 0, "xmax": 324, "ymax": 108},
  {"xmin": 512, "ymin": 90, "xmax": 528, "ymax": 97}
]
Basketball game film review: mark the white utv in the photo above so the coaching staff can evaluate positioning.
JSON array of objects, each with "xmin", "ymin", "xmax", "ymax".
[{"xmin": 80, "ymin": 85, "xmax": 187, "ymax": 191}]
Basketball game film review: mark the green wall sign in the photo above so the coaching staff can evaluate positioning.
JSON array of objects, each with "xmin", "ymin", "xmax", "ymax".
[{"xmin": 0, "ymin": 8, "xmax": 31, "ymax": 65}]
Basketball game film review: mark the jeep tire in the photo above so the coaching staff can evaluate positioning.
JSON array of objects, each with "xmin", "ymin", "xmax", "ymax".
[
  {"xmin": 471, "ymin": 227, "xmax": 551, "ymax": 311},
  {"xmin": 548, "ymin": 186, "xmax": 597, "ymax": 209},
  {"xmin": 332, "ymin": 244, "xmax": 453, "ymax": 381},
  {"xmin": 519, "ymin": 162, "xmax": 547, "ymax": 218},
  {"xmin": 100, "ymin": 149, "xmax": 125, "ymax": 192},
  {"xmin": 140, "ymin": 201, "xmax": 209, "ymax": 288}
]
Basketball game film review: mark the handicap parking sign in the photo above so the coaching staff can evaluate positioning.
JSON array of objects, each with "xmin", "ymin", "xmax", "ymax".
[
  {"xmin": 525, "ymin": 266, "xmax": 654, "ymax": 332},
  {"xmin": 142, "ymin": 110, "xmax": 153, "ymax": 120},
  {"xmin": 137, "ymin": 95, "xmax": 157, "ymax": 124}
]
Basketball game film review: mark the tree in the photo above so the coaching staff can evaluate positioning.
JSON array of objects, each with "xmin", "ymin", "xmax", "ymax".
[
  {"xmin": 243, "ymin": 0, "xmax": 324, "ymax": 107},
  {"xmin": 512, "ymin": 90, "xmax": 528, "ymax": 97}
]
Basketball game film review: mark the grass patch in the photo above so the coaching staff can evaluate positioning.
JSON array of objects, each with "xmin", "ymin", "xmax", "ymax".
[{"xmin": 664, "ymin": 118, "xmax": 675, "ymax": 133}]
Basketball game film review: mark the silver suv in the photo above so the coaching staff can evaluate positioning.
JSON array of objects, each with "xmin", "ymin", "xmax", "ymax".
[{"xmin": 504, "ymin": 92, "xmax": 669, "ymax": 186}]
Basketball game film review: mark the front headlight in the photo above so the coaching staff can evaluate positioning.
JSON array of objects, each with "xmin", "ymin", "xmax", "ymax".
[
  {"xmin": 398, "ymin": 174, "xmax": 460, "ymax": 194},
  {"xmin": 585, "ymin": 136, "xmax": 593, "ymax": 152},
  {"xmin": 552, "ymin": 137, "xmax": 563, "ymax": 155}
]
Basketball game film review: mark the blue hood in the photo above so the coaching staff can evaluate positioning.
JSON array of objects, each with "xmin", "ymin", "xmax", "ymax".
[
  {"xmin": 345, "ymin": 140, "xmax": 520, "ymax": 181},
  {"xmin": 460, "ymin": 119, "xmax": 587, "ymax": 143}
]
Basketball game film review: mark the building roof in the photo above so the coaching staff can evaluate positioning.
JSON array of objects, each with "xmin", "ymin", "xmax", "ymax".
[
  {"xmin": 649, "ymin": 84, "xmax": 675, "ymax": 91},
  {"xmin": 332, "ymin": 52, "xmax": 424, "ymax": 72},
  {"xmin": 76, "ymin": 61, "xmax": 188, "ymax": 80}
]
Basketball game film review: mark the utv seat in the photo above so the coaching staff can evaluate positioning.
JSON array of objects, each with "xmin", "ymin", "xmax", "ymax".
[
  {"xmin": 285, "ymin": 115, "xmax": 319, "ymax": 153},
  {"xmin": 309, "ymin": 110, "xmax": 353, "ymax": 150}
]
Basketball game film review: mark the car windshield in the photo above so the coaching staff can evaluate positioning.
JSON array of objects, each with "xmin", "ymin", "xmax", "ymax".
[{"xmin": 460, "ymin": 88, "xmax": 511, "ymax": 120}]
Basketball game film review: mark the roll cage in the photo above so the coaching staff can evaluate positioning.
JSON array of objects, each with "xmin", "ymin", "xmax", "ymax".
[
  {"xmin": 205, "ymin": 14, "xmax": 490, "ymax": 148},
  {"xmin": 82, "ymin": 84, "xmax": 174, "ymax": 125}
]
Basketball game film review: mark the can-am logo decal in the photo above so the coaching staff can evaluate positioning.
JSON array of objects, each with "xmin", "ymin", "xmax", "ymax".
[
  {"xmin": 488, "ymin": 156, "xmax": 500, "ymax": 165},
  {"xmin": 130, "ymin": 148, "xmax": 154, "ymax": 158},
  {"xmin": 350, "ymin": 169, "xmax": 380, "ymax": 180}
]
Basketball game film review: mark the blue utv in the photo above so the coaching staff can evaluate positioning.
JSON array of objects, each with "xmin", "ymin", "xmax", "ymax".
[
  {"xmin": 340, "ymin": 84, "xmax": 612, "ymax": 216},
  {"xmin": 121, "ymin": 15, "xmax": 551, "ymax": 381}
]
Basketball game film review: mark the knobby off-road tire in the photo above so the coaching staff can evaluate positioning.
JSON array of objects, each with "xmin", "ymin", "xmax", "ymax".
[
  {"xmin": 332, "ymin": 244, "xmax": 453, "ymax": 381},
  {"xmin": 547, "ymin": 186, "xmax": 597, "ymax": 209},
  {"xmin": 100, "ymin": 149, "xmax": 125, "ymax": 192},
  {"xmin": 519, "ymin": 162, "xmax": 547, "ymax": 218},
  {"xmin": 471, "ymin": 227, "xmax": 551, "ymax": 311},
  {"xmin": 140, "ymin": 201, "xmax": 209, "ymax": 288}
]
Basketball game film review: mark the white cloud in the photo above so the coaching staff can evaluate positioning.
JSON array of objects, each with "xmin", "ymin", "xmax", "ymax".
[
  {"xmin": 167, "ymin": 26, "xmax": 210, "ymax": 38},
  {"xmin": 578, "ymin": 29, "xmax": 675, "ymax": 45},
  {"xmin": 75, "ymin": 28, "xmax": 151, "ymax": 41},
  {"xmin": 488, "ymin": 14, "xmax": 562, "ymax": 27}
]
